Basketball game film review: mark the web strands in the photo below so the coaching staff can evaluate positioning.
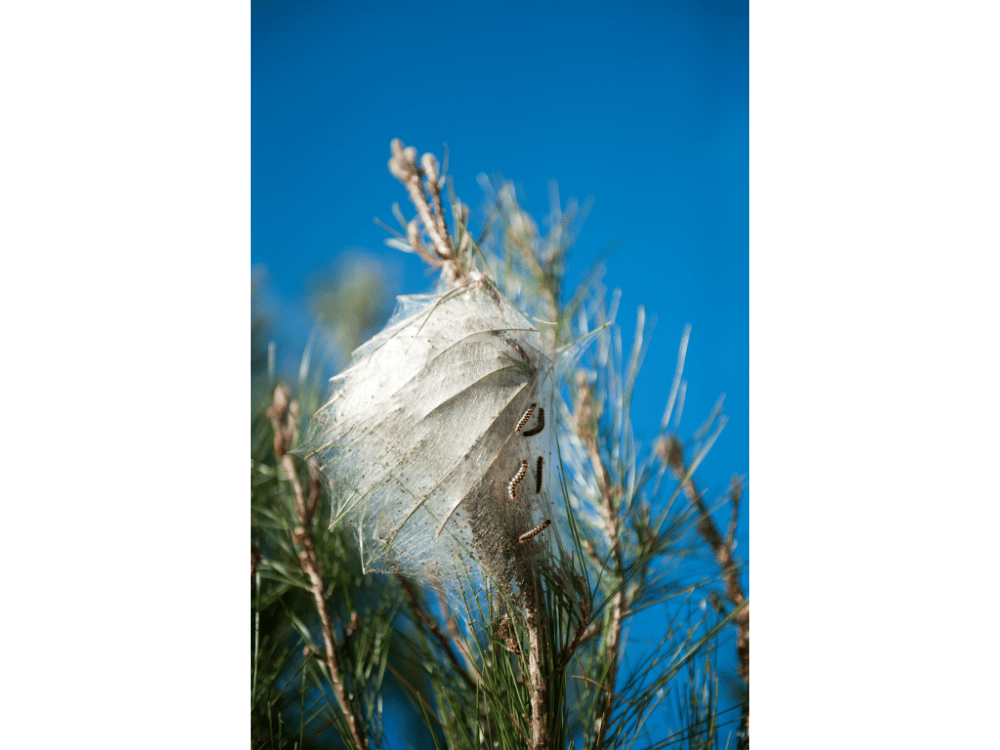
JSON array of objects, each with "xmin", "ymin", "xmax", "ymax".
[
  {"xmin": 309, "ymin": 289, "xmax": 551, "ymax": 582},
  {"xmin": 305, "ymin": 285, "xmax": 555, "ymax": 589}
]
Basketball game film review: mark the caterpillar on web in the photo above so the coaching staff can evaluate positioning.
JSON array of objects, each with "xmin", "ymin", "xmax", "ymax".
[
  {"xmin": 521, "ymin": 406, "xmax": 545, "ymax": 437},
  {"xmin": 518, "ymin": 519, "xmax": 551, "ymax": 543},
  {"xmin": 302, "ymin": 277, "xmax": 566, "ymax": 602},
  {"xmin": 514, "ymin": 404, "xmax": 537, "ymax": 434},
  {"xmin": 507, "ymin": 459, "xmax": 529, "ymax": 502}
]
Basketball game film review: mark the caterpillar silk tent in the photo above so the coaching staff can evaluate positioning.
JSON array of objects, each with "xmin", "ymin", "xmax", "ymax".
[{"xmin": 303, "ymin": 278, "xmax": 557, "ymax": 591}]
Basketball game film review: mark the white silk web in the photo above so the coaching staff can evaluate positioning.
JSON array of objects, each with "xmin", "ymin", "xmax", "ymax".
[{"xmin": 303, "ymin": 278, "xmax": 558, "ymax": 592}]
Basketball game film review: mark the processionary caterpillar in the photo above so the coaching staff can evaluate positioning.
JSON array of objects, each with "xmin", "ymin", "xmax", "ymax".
[
  {"xmin": 514, "ymin": 403, "xmax": 536, "ymax": 434},
  {"xmin": 518, "ymin": 519, "xmax": 551, "ymax": 543},
  {"xmin": 507, "ymin": 459, "xmax": 529, "ymax": 502},
  {"xmin": 521, "ymin": 406, "xmax": 545, "ymax": 437},
  {"xmin": 535, "ymin": 456, "xmax": 543, "ymax": 494}
]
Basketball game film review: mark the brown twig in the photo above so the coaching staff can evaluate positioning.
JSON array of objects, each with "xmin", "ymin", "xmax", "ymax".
[
  {"xmin": 421, "ymin": 152, "xmax": 453, "ymax": 252},
  {"xmin": 251, "ymin": 542, "xmax": 262, "ymax": 580},
  {"xmin": 433, "ymin": 586, "xmax": 483, "ymax": 681},
  {"xmin": 661, "ymin": 435, "xmax": 749, "ymax": 686},
  {"xmin": 268, "ymin": 385, "xmax": 369, "ymax": 750},
  {"xmin": 554, "ymin": 576, "xmax": 594, "ymax": 677},
  {"xmin": 388, "ymin": 139, "xmax": 470, "ymax": 285},
  {"xmin": 524, "ymin": 573, "xmax": 550, "ymax": 750},
  {"xmin": 398, "ymin": 575, "xmax": 480, "ymax": 693},
  {"xmin": 575, "ymin": 371, "xmax": 625, "ymax": 750}
]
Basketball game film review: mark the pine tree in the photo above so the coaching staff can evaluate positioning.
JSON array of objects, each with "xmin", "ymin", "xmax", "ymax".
[{"xmin": 251, "ymin": 140, "xmax": 749, "ymax": 749}]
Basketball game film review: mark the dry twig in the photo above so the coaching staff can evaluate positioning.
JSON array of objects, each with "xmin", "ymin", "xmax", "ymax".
[
  {"xmin": 251, "ymin": 542, "xmax": 262, "ymax": 580},
  {"xmin": 268, "ymin": 384, "xmax": 369, "ymax": 750},
  {"xmin": 524, "ymin": 574, "xmax": 550, "ymax": 750},
  {"xmin": 661, "ymin": 435, "xmax": 749, "ymax": 741},
  {"xmin": 554, "ymin": 575, "xmax": 595, "ymax": 677},
  {"xmin": 388, "ymin": 138, "xmax": 470, "ymax": 285},
  {"xmin": 398, "ymin": 576, "xmax": 481, "ymax": 693},
  {"xmin": 574, "ymin": 371, "xmax": 625, "ymax": 750},
  {"xmin": 661, "ymin": 436, "xmax": 748, "ymax": 683}
]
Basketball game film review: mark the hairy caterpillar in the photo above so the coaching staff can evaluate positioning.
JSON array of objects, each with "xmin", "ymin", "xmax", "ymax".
[
  {"xmin": 521, "ymin": 406, "xmax": 545, "ymax": 437},
  {"xmin": 507, "ymin": 459, "xmax": 529, "ymax": 502},
  {"xmin": 535, "ymin": 456, "xmax": 544, "ymax": 494},
  {"xmin": 518, "ymin": 519, "xmax": 551, "ymax": 543},
  {"xmin": 514, "ymin": 404, "xmax": 537, "ymax": 435}
]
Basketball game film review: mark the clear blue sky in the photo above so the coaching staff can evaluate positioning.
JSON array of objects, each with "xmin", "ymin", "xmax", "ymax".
[{"xmin": 253, "ymin": 0, "xmax": 747, "ymax": 742}]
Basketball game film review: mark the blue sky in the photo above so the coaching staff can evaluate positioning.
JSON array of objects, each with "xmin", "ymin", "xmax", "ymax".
[{"xmin": 253, "ymin": 0, "xmax": 747, "ymax": 742}]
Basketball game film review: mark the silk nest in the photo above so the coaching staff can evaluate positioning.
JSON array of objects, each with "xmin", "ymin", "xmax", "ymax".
[{"xmin": 304, "ymin": 277, "xmax": 559, "ymax": 593}]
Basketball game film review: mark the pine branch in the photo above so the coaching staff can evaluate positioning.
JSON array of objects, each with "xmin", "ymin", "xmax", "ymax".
[
  {"xmin": 573, "ymin": 369, "xmax": 625, "ymax": 750},
  {"xmin": 254, "ymin": 140, "xmax": 748, "ymax": 748},
  {"xmin": 661, "ymin": 435, "xmax": 750, "ymax": 738},
  {"xmin": 524, "ymin": 573, "xmax": 550, "ymax": 749},
  {"xmin": 398, "ymin": 575, "xmax": 480, "ymax": 694},
  {"xmin": 267, "ymin": 384, "xmax": 368, "ymax": 750}
]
